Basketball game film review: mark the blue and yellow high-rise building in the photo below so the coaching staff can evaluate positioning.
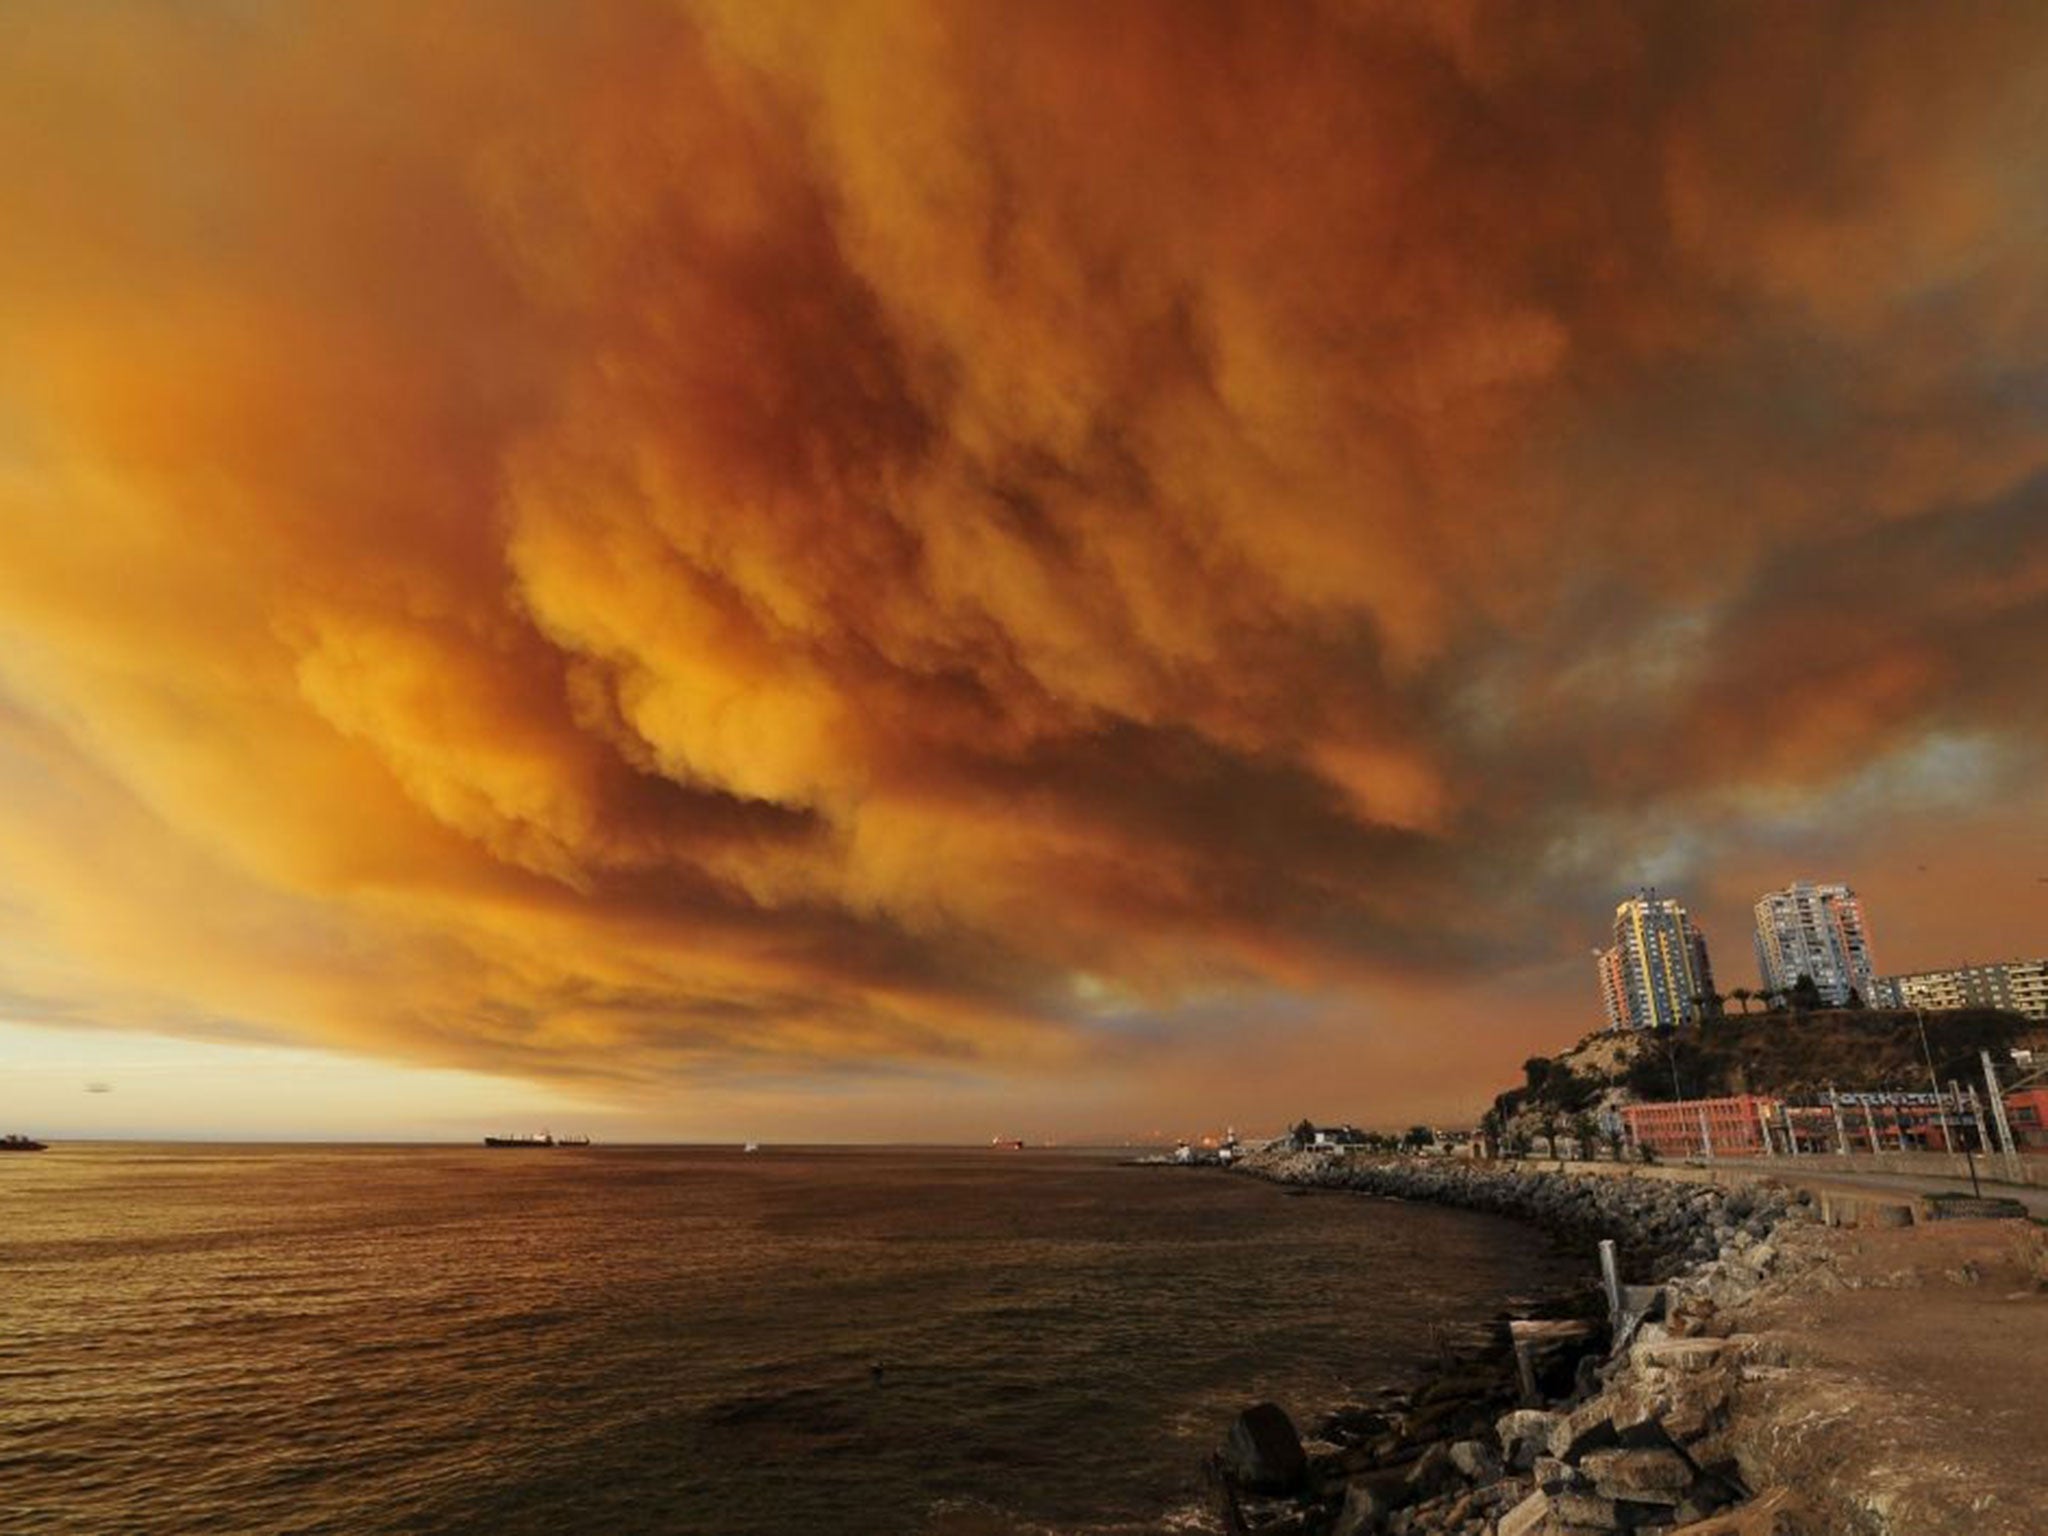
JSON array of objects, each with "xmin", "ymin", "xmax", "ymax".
[{"xmin": 1596, "ymin": 887, "xmax": 1714, "ymax": 1031}]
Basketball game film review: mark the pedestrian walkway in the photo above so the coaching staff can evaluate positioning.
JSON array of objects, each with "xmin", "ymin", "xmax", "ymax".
[{"xmin": 1633, "ymin": 1159, "xmax": 2048, "ymax": 1219}]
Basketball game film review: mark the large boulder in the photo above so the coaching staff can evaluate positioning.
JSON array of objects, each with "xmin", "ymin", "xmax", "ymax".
[
  {"xmin": 1633, "ymin": 1336, "xmax": 1735, "ymax": 1374},
  {"xmin": 1495, "ymin": 1408, "xmax": 1560, "ymax": 1470},
  {"xmin": 1552, "ymin": 1491, "xmax": 1621, "ymax": 1528},
  {"xmin": 1221, "ymin": 1401, "xmax": 1308, "ymax": 1494},
  {"xmin": 1546, "ymin": 1397, "xmax": 1622, "ymax": 1461},
  {"xmin": 1404, "ymin": 1441, "xmax": 1460, "ymax": 1501},
  {"xmin": 1448, "ymin": 1437, "xmax": 1503, "ymax": 1482},
  {"xmin": 1667, "ymin": 1485, "xmax": 1807, "ymax": 1534},
  {"xmin": 1578, "ymin": 1446, "xmax": 1696, "ymax": 1504},
  {"xmin": 1497, "ymin": 1489, "xmax": 1555, "ymax": 1536},
  {"xmin": 1329, "ymin": 1481, "xmax": 1388, "ymax": 1536}
]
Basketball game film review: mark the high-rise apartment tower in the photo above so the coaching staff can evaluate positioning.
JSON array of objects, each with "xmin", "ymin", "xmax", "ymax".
[
  {"xmin": 1752, "ymin": 881, "xmax": 1875, "ymax": 1007},
  {"xmin": 1598, "ymin": 888, "xmax": 1714, "ymax": 1031}
]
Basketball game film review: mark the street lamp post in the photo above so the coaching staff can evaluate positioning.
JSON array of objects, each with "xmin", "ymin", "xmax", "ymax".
[
  {"xmin": 1911, "ymin": 1007, "xmax": 1957, "ymax": 1170},
  {"xmin": 1950, "ymin": 1078, "xmax": 1982, "ymax": 1198}
]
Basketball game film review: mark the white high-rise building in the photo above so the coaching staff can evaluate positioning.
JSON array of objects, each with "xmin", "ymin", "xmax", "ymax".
[{"xmin": 1751, "ymin": 881, "xmax": 1875, "ymax": 1007}]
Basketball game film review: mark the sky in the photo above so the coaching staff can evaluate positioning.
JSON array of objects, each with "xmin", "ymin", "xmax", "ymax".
[{"xmin": 1, "ymin": 1, "xmax": 2045, "ymax": 1143}]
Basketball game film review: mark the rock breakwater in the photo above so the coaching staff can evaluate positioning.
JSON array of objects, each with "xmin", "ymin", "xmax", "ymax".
[
  {"xmin": 1238, "ymin": 1150, "xmax": 1805, "ymax": 1283},
  {"xmin": 1205, "ymin": 1151, "xmax": 1828, "ymax": 1535}
]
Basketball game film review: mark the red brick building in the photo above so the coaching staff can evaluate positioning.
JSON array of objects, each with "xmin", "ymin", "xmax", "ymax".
[
  {"xmin": 1623, "ymin": 1095, "xmax": 1779, "ymax": 1158},
  {"xmin": 2003, "ymin": 1088, "xmax": 2048, "ymax": 1151}
]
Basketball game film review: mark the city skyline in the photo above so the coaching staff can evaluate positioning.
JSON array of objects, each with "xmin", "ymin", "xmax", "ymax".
[
  {"xmin": 4, "ymin": 2, "xmax": 2048, "ymax": 1141},
  {"xmin": 1592, "ymin": 873, "xmax": 2045, "ymax": 1029}
]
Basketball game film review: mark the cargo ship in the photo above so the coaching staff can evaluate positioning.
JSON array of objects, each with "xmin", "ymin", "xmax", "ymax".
[
  {"xmin": 482, "ymin": 1131, "xmax": 590, "ymax": 1148},
  {"xmin": 1, "ymin": 1133, "xmax": 48, "ymax": 1152}
]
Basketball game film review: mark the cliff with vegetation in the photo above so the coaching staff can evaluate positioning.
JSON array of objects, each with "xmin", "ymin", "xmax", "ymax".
[{"xmin": 1486, "ymin": 1007, "xmax": 2039, "ymax": 1151}]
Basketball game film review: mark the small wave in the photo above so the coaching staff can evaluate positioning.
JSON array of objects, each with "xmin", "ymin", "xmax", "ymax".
[{"xmin": 702, "ymin": 1384, "xmax": 858, "ymax": 1438}]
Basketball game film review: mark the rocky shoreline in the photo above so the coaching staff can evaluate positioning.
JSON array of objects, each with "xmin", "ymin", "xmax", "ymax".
[{"xmin": 1205, "ymin": 1150, "xmax": 1818, "ymax": 1536}]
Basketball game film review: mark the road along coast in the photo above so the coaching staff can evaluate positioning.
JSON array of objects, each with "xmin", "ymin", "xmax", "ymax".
[{"xmin": 1205, "ymin": 1148, "xmax": 2048, "ymax": 1536}]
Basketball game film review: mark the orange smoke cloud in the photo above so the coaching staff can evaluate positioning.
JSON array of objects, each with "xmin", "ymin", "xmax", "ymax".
[{"xmin": 2, "ymin": 2, "xmax": 2045, "ymax": 1109}]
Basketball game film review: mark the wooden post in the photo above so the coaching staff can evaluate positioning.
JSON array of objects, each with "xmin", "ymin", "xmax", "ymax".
[{"xmin": 1598, "ymin": 1239, "xmax": 1622, "ymax": 1328}]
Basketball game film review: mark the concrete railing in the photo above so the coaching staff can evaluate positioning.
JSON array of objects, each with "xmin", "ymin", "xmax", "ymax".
[
  {"xmin": 1710, "ymin": 1149, "xmax": 2046, "ymax": 1188},
  {"xmin": 1502, "ymin": 1149, "xmax": 2047, "ymax": 1190}
]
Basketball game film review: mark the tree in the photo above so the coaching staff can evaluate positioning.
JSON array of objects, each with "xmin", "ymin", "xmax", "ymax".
[
  {"xmin": 1523, "ymin": 1057, "xmax": 1554, "ymax": 1096},
  {"xmin": 1545, "ymin": 1065, "xmax": 1600, "ymax": 1114},
  {"xmin": 1925, "ymin": 1008, "xmax": 2026, "ymax": 1083},
  {"xmin": 1626, "ymin": 1029, "xmax": 1703, "ymax": 1103},
  {"xmin": 1844, "ymin": 987, "xmax": 1866, "ymax": 1010},
  {"xmin": 1289, "ymin": 1118, "xmax": 1315, "ymax": 1150},
  {"xmin": 1404, "ymin": 1125, "xmax": 1434, "ymax": 1150},
  {"xmin": 1790, "ymin": 973, "xmax": 1824, "ymax": 1013},
  {"xmin": 1569, "ymin": 1112, "xmax": 1599, "ymax": 1162},
  {"xmin": 1477, "ymin": 1108, "xmax": 1503, "ymax": 1160},
  {"xmin": 1729, "ymin": 987, "xmax": 1753, "ymax": 1016}
]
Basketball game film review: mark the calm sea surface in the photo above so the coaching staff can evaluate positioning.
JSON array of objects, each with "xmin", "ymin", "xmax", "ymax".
[{"xmin": 1, "ymin": 1145, "xmax": 1581, "ymax": 1535}]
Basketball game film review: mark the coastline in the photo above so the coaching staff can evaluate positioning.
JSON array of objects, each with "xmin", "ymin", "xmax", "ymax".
[{"xmin": 1208, "ymin": 1147, "xmax": 2047, "ymax": 1536}]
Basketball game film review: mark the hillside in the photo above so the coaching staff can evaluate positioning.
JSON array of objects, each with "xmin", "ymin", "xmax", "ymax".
[{"xmin": 1494, "ymin": 1007, "xmax": 2039, "ymax": 1129}]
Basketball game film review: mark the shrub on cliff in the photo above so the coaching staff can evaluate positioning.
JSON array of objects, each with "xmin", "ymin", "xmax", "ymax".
[{"xmin": 1615, "ymin": 1008, "xmax": 2029, "ymax": 1102}]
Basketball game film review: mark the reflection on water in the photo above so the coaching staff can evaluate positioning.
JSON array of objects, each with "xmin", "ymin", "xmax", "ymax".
[{"xmin": 0, "ymin": 1145, "xmax": 1579, "ymax": 1535}]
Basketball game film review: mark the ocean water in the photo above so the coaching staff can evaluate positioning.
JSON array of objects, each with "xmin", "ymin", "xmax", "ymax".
[{"xmin": 0, "ymin": 1145, "xmax": 1582, "ymax": 1535}]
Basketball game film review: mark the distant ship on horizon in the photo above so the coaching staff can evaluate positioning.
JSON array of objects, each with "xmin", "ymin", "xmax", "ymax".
[
  {"xmin": 1, "ymin": 1133, "xmax": 48, "ymax": 1152},
  {"xmin": 482, "ymin": 1131, "xmax": 590, "ymax": 1148}
]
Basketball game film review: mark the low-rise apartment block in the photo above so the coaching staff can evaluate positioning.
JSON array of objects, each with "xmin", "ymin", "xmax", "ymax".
[{"xmin": 1870, "ymin": 958, "xmax": 2048, "ymax": 1020}]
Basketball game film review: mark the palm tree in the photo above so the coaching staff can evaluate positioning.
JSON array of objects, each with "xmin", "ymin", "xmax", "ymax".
[{"xmin": 1729, "ymin": 987, "xmax": 1753, "ymax": 1015}]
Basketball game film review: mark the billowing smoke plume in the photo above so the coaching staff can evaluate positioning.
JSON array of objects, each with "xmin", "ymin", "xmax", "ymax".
[{"xmin": 2, "ymin": 1, "xmax": 2044, "ymax": 1103}]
